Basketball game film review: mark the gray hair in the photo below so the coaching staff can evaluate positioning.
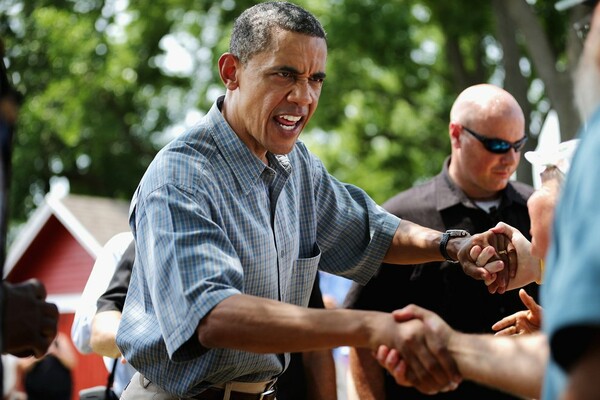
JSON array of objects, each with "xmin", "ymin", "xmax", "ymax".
[{"xmin": 230, "ymin": 2, "xmax": 327, "ymax": 64}]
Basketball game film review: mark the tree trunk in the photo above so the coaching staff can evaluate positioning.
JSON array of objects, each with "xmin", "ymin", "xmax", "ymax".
[
  {"xmin": 491, "ymin": 0, "xmax": 534, "ymax": 184},
  {"xmin": 504, "ymin": 0, "xmax": 581, "ymax": 140}
]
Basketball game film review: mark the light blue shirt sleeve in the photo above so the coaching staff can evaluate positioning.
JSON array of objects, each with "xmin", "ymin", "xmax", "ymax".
[{"xmin": 542, "ymin": 108, "xmax": 600, "ymax": 399}]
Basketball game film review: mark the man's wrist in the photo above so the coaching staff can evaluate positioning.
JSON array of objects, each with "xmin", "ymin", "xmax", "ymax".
[{"xmin": 440, "ymin": 230, "xmax": 470, "ymax": 263}]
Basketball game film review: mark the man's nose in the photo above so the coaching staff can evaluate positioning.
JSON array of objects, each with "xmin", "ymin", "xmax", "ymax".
[{"xmin": 288, "ymin": 80, "xmax": 316, "ymax": 106}]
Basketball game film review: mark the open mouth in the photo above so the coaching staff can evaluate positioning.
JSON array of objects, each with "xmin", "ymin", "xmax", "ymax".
[{"xmin": 275, "ymin": 114, "xmax": 302, "ymax": 131}]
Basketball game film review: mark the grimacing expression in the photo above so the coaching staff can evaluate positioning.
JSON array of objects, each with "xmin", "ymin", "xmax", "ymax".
[{"xmin": 224, "ymin": 29, "xmax": 327, "ymax": 162}]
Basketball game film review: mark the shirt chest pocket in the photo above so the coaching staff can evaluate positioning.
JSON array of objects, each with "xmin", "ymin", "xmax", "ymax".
[{"xmin": 280, "ymin": 243, "xmax": 321, "ymax": 307}]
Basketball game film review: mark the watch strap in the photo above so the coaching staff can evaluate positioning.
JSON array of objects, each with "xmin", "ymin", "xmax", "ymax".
[
  {"xmin": 439, "ymin": 229, "xmax": 469, "ymax": 263},
  {"xmin": 439, "ymin": 232, "xmax": 456, "ymax": 263}
]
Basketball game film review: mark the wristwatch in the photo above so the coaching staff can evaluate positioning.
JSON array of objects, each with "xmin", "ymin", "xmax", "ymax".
[{"xmin": 439, "ymin": 229, "xmax": 470, "ymax": 263}]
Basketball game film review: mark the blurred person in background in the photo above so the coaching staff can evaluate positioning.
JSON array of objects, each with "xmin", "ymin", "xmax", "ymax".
[{"xmin": 17, "ymin": 332, "xmax": 77, "ymax": 400}]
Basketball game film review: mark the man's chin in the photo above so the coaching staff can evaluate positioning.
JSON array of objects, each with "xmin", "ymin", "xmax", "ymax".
[{"xmin": 269, "ymin": 140, "xmax": 300, "ymax": 156}]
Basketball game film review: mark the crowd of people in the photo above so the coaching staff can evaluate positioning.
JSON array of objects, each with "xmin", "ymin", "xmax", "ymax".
[{"xmin": 1, "ymin": 0, "xmax": 600, "ymax": 399}]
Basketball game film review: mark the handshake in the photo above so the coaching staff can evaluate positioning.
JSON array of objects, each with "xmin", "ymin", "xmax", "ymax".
[
  {"xmin": 367, "ymin": 224, "xmax": 541, "ymax": 395},
  {"xmin": 369, "ymin": 304, "xmax": 461, "ymax": 395},
  {"xmin": 453, "ymin": 223, "xmax": 541, "ymax": 295}
]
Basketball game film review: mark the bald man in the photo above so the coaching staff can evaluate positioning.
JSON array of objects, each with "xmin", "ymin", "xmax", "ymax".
[{"xmin": 344, "ymin": 84, "xmax": 536, "ymax": 400}]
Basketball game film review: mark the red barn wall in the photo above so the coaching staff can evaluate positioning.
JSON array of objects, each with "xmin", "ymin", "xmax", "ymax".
[{"xmin": 7, "ymin": 215, "xmax": 95, "ymax": 292}]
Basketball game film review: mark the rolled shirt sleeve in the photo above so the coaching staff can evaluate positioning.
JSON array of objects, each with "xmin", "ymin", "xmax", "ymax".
[{"xmin": 117, "ymin": 99, "xmax": 400, "ymax": 396}]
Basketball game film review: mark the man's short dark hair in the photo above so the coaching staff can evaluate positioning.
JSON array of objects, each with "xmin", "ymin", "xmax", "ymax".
[{"xmin": 230, "ymin": 1, "xmax": 327, "ymax": 64}]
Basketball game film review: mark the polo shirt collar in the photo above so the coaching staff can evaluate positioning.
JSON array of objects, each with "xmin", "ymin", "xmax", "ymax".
[
  {"xmin": 435, "ymin": 156, "xmax": 526, "ymax": 212},
  {"xmin": 208, "ymin": 97, "xmax": 291, "ymax": 195}
]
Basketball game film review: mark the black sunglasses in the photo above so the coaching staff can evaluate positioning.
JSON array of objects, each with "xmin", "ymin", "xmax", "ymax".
[{"xmin": 463, "ymin": 126, "xmax": 528, "ymax": 154}]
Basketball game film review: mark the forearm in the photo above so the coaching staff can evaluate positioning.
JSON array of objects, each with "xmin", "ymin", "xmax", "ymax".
[
  {"xmin": 506, "ymin": 259, "xmax": 541, "ymax": 291},
  {"xmin": 90, "ymin": 310, "xmax": 122, "ymax": 358},
  {"xmin": 198, "ymin": 294, "xmax": 390, "ymax": 353},
  {"xmin": 450, "ymin": 332, "xmax": 547, "ymax": 399},
  {"xmin": 383, "ymin": 220, "xmax": 446, "ymax": 264},
  {"xmin": 302, "ymin": 349, "xmax": 337, "ymax": 400},
  {"xmin": 349, "ymin": 347, "xmax": 385, "ymax": 400}
]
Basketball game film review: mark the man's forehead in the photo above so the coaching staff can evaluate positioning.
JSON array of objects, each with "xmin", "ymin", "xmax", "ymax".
[{"xmin": 258, "ymin": 30, "xmax": 326, "ymax": 67}]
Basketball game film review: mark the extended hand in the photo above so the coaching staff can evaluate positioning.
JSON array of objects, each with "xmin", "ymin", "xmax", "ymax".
[
  {"xmin": 458, "ymin": 230, "xmax": 516, "ymax": 294},
  {"xmin": 492, "ymin": 289, "xmax": 542, "ymax": 335},
  {"xmin": 2, "ymin": 279, "xmax": 59, "ymax": 357},
  {"xmin": 375, "ymin": 305, "xmax": 462, "ymax": 394},
  {"xmin": 470, "ymin": 223, "xmax": 540, "ymax": 293}
]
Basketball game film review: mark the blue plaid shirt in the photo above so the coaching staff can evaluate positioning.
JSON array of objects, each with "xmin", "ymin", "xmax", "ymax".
[{"xmin": 117, "ymin": 97, "xmax": 400, "ymax": 396}]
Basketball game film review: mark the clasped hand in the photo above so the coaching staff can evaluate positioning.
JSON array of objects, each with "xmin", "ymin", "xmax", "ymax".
[
  {"xmin": 374, "ymin": 305, "xmax": 461, "ymax": 394},
  {"xmin": 372, "ymin": 230, "xmax": 520, "ymax": 394},
  {"xmin": 457, "ymin": 228, "xmax": 520, "ymax": 294},
  {"xmin": 466, "ymin": 223, "xmax": 542, "ymax": 293}
]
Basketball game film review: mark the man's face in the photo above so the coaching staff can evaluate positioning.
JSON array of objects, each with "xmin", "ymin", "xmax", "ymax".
[
  {"xmin": 454, "ymin": 116, "xmax": 524, "ymax": 200},
  {"xmin": 223, "ymin": 29, "xmax": 327, "ymax": 162},
  {"xmin": 527, "ymin": 178, "xmax": 560, "ymax": 259}
]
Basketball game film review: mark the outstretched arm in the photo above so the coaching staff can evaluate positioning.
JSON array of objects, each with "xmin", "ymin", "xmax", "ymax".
[
  {"xmin": 377, "ymin": 305, "xmax": 547, "ymax": 399},
  {"xmin": 448, "ymin": 331, "xmax": 546, "ymax": 398},
  {"xmin": 198, "ymin": 294, "xmax": 461, "ymax": 394},
  {"xmin": 383, "ymin": 220, "xmax": 512, "ymax": 293}
]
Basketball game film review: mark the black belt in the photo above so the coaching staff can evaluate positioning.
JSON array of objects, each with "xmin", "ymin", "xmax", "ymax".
[{"xmin": 192, "ymin": 386, "xmax": 276, "ymax": 400}]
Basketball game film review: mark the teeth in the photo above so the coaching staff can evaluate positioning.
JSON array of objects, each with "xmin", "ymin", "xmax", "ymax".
[
  {"xmin": 279, "ymin": 124, "xmax": 295, "ymax": 131},
  {"xmin": 276, "ymin": 114, "xmax": 301, "ymax": 131},
  {"xmin": 280, "ymin": 115, "xmax": 301, "ymax": 122}
]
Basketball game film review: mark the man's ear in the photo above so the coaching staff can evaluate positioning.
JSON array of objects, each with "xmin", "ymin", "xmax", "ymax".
[
  {"xmin": 218, "ymin": 53, "xmax": 240, "ymax": 90},
  {"xmin": 449, "ymin": 122, "xmax": 462, "ymax": 148}
]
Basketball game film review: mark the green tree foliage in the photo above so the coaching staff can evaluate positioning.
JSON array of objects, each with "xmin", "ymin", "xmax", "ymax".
[
  {"xmin": 0, "ymin": 0, "xmax": 580, "ymax": 227},
  {"xmin": 2, "ymin": 0, "xmax": 186, "ymax": 221},
  {"xmin": 304, "ymin": 0, "xmax": 451, "ymax": 203}
]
